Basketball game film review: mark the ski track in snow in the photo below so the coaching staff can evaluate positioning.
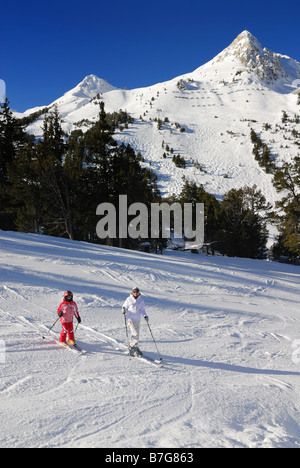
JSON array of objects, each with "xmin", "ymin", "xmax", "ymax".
[{"xmin": 1, "ymin": 231, "xmax": 300, "ymax": 448}]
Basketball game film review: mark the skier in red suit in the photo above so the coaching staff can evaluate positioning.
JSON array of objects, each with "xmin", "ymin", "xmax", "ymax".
[{"xmin": 57, "ymin": 291, "xmax": 81, "ymax": 345}]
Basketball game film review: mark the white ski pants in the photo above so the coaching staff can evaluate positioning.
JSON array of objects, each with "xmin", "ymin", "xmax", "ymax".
[{"xmin": 128, "ymin": 320, "xmax": 141, "ymax": 348}]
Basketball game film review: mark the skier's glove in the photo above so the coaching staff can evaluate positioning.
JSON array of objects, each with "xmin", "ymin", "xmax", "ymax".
[
  {"xmin": 144, "ymin": 316, "xmax": 149, "ymax": 323},
  {"xmin": 122, "ymin": 307, "xmax": 126, "ymax": 315},
  {"xmin": 77, "ymin": 316, "xmax": 81, "ymax": 324},
  {"xmin": 58, "ymin": 312, "xmax": 63, "ymax": 318}
]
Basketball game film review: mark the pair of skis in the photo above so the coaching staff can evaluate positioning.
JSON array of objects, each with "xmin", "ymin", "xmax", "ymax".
[
  {"xmin": 123, "ymin": 314, "xmax": 163, "ymax": 368},
  {"xmin": 58, "ymin": 339, "xmax": 87, "ymax": 355},
  {"xmin": 50, "ymin": 333, "xmax": 162, "ymax": 366},
  {"xmin": 126, "ymin": 350, "xmax": 163, "ymax": 368},
  {"xmin": 41, "ymin": 319, "xmax": 87, "ymax": 355},
  {"xmin": 42, "ymin": 316, "xmax": 163, "ymax": 366}
]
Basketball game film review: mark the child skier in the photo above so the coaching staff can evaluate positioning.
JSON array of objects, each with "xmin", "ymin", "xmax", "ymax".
[
  {"xmin": 122, "ymin": 287, "xmax": 148, "ymax": 357},
  {"xmin": 57, "ymin": 291, "xmax": 81, "ymax": 345}
]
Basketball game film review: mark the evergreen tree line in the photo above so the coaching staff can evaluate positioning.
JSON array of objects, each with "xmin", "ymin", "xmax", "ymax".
[
  {"xmin": 0, "ymin": 99, "xmax": 299, "ymax": 260},
  {"xmin": 250, "ymin": 128, "xmax": 300, "ymax": 261},
  {"xmin": 167, "ymin": 181, "xmax": 270, "ymax": 259},
  {"xmin": 0, "ymin": 100, "xmax": 160, "ymax": 247}
]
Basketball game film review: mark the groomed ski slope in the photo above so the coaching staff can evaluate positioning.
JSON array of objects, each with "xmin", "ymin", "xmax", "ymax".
[{"xmin": 0, "ymin": 230, "xmax": 300, "ymax": 448}]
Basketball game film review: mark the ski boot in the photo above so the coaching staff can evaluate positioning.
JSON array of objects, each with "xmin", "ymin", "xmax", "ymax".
[{"xmin": 129, "ymin": 346, "xmax": 143, "ymax": 357}]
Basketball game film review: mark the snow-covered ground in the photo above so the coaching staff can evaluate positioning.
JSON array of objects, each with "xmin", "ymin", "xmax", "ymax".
[{"xmin": 1, "ymin": 230, "xmax": 300, "ymax": 448}]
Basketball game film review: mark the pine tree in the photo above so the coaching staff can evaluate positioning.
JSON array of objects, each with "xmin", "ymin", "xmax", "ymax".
[
  {"xmin": 273, "ymin": 158, "xmax": 300, "ymax": 257},
  {"xmin": 34, "ymin": 108, "xmax": 75, "ymax": 240},
  {"xmin": 178, "ymin": 180, "xmax": 221, "ymax": 243},
  {"xmin": 219, "ymin": 186, "xmax": 269, "ymax": 259},
  {"xmin": 0, "ymin": 99, "xmax": 30, "ymax": 229},
  {"xmin": 7, "ymin": 138, "xmax": 44, "ymax": 233},
  {"xmin": 83, "ymin": 104, "xmax": 161, "ymax": 247}
]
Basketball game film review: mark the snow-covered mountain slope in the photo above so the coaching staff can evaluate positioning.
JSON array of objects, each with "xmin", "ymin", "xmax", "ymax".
[
  {"xmin": 19, "ymin": 32, "xmax": 300, "ymax": 205},
  {"xmin": 1, "ymin": 230, "xmax": 300, "ymax": 448}
]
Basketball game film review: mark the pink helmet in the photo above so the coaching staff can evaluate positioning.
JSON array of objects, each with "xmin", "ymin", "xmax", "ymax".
[{"xmin": 64, "ymin": 291, "xmax": 73, "ymax": 302}]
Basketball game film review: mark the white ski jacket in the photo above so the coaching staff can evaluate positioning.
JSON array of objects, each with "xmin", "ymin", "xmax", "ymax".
[{"xmin": 123, "ymin": 294, "xmax": 147, "ymax": 323}]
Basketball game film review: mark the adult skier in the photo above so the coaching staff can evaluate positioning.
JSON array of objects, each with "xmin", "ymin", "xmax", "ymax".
[
  {"xmin": 57, "ymin": 291, "xmax": 81, "ymax": 345},
  {"xmin": 122, "ymin": 287, "xmax": 148, "ymax": 357}
]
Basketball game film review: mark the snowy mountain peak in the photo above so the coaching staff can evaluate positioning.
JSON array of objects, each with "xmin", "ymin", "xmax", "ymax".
[
  {"xmin": 65, "ymin": 74, "xmax": 119, "ymax": 100},
  {"xmin": 212, "ymin": 30, "xmax": 262, "ymax": 64},
  {"xmin": 232, "ymin": 30, "xmax": 263, "ymax": 54},
  {"xmin": 211, "ymin": 30, "xmax": 300, "ymax": 87}
]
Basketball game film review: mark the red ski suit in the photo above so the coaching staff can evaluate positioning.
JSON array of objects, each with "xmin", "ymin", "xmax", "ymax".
[{"xmin": 57, "ymin": 300, "xmax": 80, "ymax": 343}]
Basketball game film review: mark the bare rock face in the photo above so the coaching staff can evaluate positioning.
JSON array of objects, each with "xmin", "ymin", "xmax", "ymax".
[{"xmin": 212, "ymin": 30, "xmax": 289, "ymax": 84}]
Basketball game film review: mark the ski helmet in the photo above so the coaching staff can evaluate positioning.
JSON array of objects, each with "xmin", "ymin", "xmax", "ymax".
[
  {"xmin": 132, "ymin": 287, "xmax": 140, "ymax": 294},
  {"xmin": 64, "ymin": 291, "xmax": 73, "ymax": 302}
]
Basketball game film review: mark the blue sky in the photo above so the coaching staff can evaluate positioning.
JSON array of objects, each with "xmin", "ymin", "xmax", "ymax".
[{"xmin": 2, "ymin": 0, "xmax": 299, "ymax": 112}]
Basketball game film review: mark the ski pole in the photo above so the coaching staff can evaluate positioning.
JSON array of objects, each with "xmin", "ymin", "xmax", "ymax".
[
  {"xmin": 42, "ymin": 317, "xmax": 60, "ymax": 339},
  {"xmin": 123, "ymin": 309, "xmax": 130, "ymax": 349},
  {"xmin": 146, "ymin": 320, "xmax": 162, "ymax": 361}
]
